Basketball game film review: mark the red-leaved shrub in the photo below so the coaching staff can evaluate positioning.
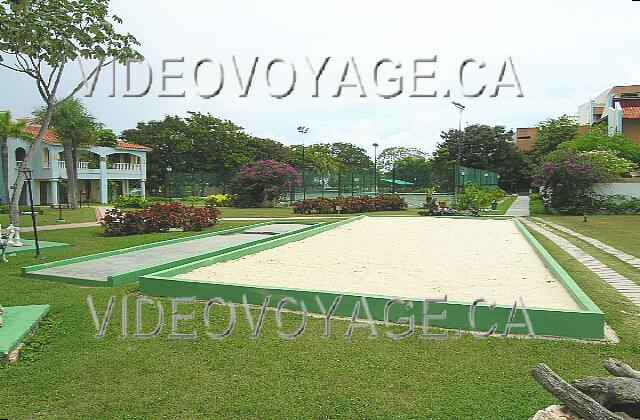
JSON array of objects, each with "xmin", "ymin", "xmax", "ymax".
[
  {"xmin": 102, "ymin": 203, "xmax": 221, "ymax": 236},
  {"xmin": 292, "ymin": 195, "xmax": 407, "ymax": 214}
]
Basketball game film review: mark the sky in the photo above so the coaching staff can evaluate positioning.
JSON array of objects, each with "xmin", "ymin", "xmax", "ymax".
[{"xmin": 2, "ymin": 0, "xmax": 640, "ymax": 155}]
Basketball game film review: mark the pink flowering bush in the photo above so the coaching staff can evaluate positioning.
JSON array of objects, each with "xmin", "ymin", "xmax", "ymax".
[
  {"xmin": 533, "ymin": 152, "xmax": 611, "ymax": 214},
  {"xmin": 231, "ymin": 160, "xmax": 301, "ymax": 207}
]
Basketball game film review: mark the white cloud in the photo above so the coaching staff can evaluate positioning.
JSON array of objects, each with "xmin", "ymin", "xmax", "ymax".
[{"xmin": 2, "ymin": 0, "xmax": 640, "ymax": 153}]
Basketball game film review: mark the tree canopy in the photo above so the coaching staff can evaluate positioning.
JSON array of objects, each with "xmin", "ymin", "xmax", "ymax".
[{"xmin": 435, "ymin": 124, "xmax": 532, "ymax": 191}]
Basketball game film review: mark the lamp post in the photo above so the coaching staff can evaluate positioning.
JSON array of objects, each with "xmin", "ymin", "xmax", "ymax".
[
  {"xmin": 57, "ymin": 176, "xmax": 65, "ymax": 223},
  {"xmin": 372, "ymin": 142, "xmax": 379, "ymax": 194},
  {"xmin": 460, "ymin": 169, "xmax": 466, "ymax": 193},
  {"xmin": 22, "ymin": 168, "xmax": 41, "ymax": 258},
  {"xmin": 484, "ymin": 171, "xmax": 489, "ymax": 186},
  {"xmin": 297, "ymin": 126, "xmax": 309, "ymax": 200},
  {"xmin": 166, "ymin": 166, "xmax": 173, "ymax": 198},
  {"xmin": 452, "ymin": 101, "xmax": 465, "ymax": 195}
]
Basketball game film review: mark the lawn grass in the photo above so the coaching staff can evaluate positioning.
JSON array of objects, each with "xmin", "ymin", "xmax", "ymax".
[
  {"xmin": 0, "ymin": 219, "xmax": 639, "ymax": 418},
  {"xmin": 538, "ymin": 215, "xmax": 640, "ymax": 259},
  {"xmin": 529, "ymin": 218, "xmax": 640, "ymax": 286},
  {"xmin": 0, "ymin": 206, "xmax": 97, "ymax": 227},
  {"xmin": 479, "ymin": 195, "xmax": 517, "ymax": 216}
]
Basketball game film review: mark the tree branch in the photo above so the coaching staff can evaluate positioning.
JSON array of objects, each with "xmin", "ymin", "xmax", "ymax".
[{"xmin": 531, "ymin": 363, "xmax": 622, "ymax": 420}]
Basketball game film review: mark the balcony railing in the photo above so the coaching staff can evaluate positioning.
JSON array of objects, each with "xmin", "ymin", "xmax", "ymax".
[
  {"xmin": 58, "ymin": 161, "xmax": 91, "ymax": 170},
  {"xmin": 112, "ymin": 162, "xmax": 141, "ymax": 171}
]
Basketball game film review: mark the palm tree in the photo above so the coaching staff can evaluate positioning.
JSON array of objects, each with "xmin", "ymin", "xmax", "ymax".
[{"xmin": 0, "ymin": 111, "xmax": 33, "ymax": 204}]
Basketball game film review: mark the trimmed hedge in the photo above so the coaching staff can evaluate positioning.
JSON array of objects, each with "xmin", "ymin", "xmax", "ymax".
[
  {"xmin": 292, "ymin": 195, "xmax": 407, "ymax": 214},
  {"xmin": 102, "ymin": 203, "xmax": 221, "ymax": 236}
]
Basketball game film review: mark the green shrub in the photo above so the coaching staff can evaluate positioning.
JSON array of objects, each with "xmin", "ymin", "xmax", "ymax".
[
  {"xmin": 529, "ymin": 193, "xmax": 548, "ymax": 215},
  {"xmin": 0, "ymin": 205, "xmax": 37, "ymax": 214},
  {"xmin": 112, "ymin": 195, "xmax": 149, "ymax": 209},
  {"xmin": 452, "ymin": 183, "xmax": 506, "ymax": 211}
]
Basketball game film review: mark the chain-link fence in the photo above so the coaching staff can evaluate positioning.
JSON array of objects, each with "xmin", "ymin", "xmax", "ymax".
[{"xmin": 160, "ymin": 163, "xmax": 494, "ymax": 206}]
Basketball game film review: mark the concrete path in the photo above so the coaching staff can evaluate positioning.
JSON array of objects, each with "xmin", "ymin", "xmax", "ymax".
[
  {"xmin": 26, "ymin": 223, "xmax": 312, "ymax": 283},
  {"xmin": 505, "ymin": 196, "xmax": 530, "ymax": 216},
  {"xmin": 522, "ymin": 218, "xmax": 640, "ymax": 307},
  {"xmin": 534, "ymin": 217, "xmax": 640, "ymax": 270}
]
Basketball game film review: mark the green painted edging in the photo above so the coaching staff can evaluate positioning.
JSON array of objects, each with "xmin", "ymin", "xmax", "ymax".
[
  {"xmin": 5, "ymin": 240, "xmax": 69, "ymax": 254},
  {"xmin": 106, "ymin": 221, "xmax": 332, "ymax": 286},
  {"xmin": 140, "ymin": 276, "xmax": 604, "ymax": 339},
  {"xmin": 145, "ymin": 216, "xmax": 364, "ymax": 278},
  {"xmin": 140, "ymin": 215, "xmax": 603, "ymax": 339},
  {"xmin": 21, "ymin": 221, "xmax": 292, "ymax": 275},
  {"xmin": 21, "ymin": 221, "xmax": 327, "ymax": 287},
  {"xmin": 0, "ymin": 304, "xmax": 50, "ymax": 355},
  {"xmin": 514, "ymin": 218, "xmax": 602, "ymax": 314}
]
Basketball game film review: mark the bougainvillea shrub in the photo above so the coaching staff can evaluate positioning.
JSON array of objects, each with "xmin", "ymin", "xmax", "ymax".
[
  {"xmin": 292, "ymin": 195, "xmax": 407, "ymax": 214},
  {"xmin": 102, "ymin": 203, "xmax": 221, "ymax": 236},
  {"xmin": 533, "ymin": 153, "xmax": 610, "ymax": 214},
  {"xmin": 231, "ymin": 160, "xmax": 301, "ymax": 207}
]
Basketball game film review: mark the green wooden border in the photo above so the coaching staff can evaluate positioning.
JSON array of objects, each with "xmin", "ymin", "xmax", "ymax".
[
  {"xmin": 0, "ymin": 304, "xmax": 50, "ymax": 356},
  {"xmin": 139, "ymin": 216, "xmax": 604, "ymax": 340},
  {"xmin": 21, "ymin": 221, "xmax": 329, "ymax": 287}
]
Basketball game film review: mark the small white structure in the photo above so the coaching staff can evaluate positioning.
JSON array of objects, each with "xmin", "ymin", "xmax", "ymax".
[{"xmin": 594, "ymin": 180, "xmax": 640, "ymax": 198}]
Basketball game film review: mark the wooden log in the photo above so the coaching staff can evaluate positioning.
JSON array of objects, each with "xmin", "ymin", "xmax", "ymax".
[
  {"xmin": 604, "ymin": 358, "xmax": 640, "ymax": 380},
  {"xmin": 572, "ymin": 376, "xmax": 640, "ymax": 418},
  {"xmin": 531, "ymin": 363, "xmax": 622, "ymax": 420}
]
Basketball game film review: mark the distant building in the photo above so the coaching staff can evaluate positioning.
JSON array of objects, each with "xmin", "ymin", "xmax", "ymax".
[
  {"xmin": 514, "ymin": 84, "xmax": 640, "ymax": 152},
  {"xmin": 578, "ymin": 85, "xmax": 640, "ymax": 142},
  {"xmin": 513, "ymin": 127, "xmax": 538, "ymax": 152},
  {"xmin": 1, "ymin": 121, "xmax": 151, "ymax": 205}
]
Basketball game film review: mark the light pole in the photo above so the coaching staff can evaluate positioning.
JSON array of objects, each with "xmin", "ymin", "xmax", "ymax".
[
  {"xmin": 166, "ymin": 166, "xmax": 172, "ymax": 198},
  {"xmin": 21, "ymin": 168, "xmax": 41, "ymax": 258},
  {"xmin": 372, "ymin": 142, "xmax": 379, "ymax": 194},
  {"xmin": 452, "ymin": 101, "xmax": 466, "ymax": 195},
  {"xmin": 297, "ymin": 126, "xmax": 309, "ymax": 200}
]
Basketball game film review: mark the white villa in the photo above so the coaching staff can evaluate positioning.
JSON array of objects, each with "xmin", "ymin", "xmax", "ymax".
[{"xmin": 2, "ymin": 122, "xmax": 150, "ymax": 205}]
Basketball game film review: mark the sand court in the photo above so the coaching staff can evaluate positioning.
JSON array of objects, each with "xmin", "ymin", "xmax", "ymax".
[{"xmin": 176, "ymin": 217, "xmax": 582, "ymax": 310}]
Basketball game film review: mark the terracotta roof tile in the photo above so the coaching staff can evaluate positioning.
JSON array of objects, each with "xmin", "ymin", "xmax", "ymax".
[
  {"xmin": 622, "ymin": 107, "xmax": 640, "ymax": 119},
  {"xmin": 23, "ymin": 125, "xmax": 62, "ymax": 143},
  {"xmin": 116, "ymin": 141, "xmax": 152, "ymax": 152},
  {"xmin": 22, "ymin": 126, "xmax": 151, "ymax": 151}
]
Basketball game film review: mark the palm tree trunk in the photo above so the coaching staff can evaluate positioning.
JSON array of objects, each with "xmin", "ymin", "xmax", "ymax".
[{"xmin": 63, "ymin": 138, "xmax": 78, "ymax": 209}]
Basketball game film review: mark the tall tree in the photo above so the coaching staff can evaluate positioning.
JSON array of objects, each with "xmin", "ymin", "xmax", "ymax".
[
  {"xmin": 394, "ymin": 155, "xmax": 431, "ymax": 187},
  {"xmin": 436, "ymin": 124, "xmax": 532, "ymax": 191},
  {"xmin": 34, "ymin": 98, "xmax": 98, "ymax": 208},
  {"xmin": 0, "ymin": 111, "xmax": 33, "ymax": 203},
  {"xmin": 377, "ymin": 147, "xmax": 426, "ymax": 172},
  {"xmin": 530, "ymin": 115, "xmax": 579, "ymax": 162},
  {"xmin": 558, "ymin": 125, "xmax": 640, "ymax": 164},
  {"xmin": 0, "ymin": 0, "xmax": 141, "ymax": 224},
  {"xmin": 121, "ymin": 116, "xmax": 189, "ymax": 193}
]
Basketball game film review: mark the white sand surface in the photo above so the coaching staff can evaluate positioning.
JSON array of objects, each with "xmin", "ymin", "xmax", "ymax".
[{"xmin": 176, "ymin": 217, "xmax": 582, "ymax": 309}]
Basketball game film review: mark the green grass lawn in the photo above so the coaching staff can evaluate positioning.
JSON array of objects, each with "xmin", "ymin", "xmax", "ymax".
[
  {"xmin": 1, "ymin": 218, "xmax": 639, "ymax": 418},
  {"xmin": 529, "ymin": 218, "xmax": 640, "ymax": 287},
  {"xmin": 479, "ymin": 195, "xmax": 517, "ymax": 216},
  {"xmin": 537, "ymin": 215, "xmax": 640, "ymax": 259},
  {"xmin": 0, "ymin": 206, "xmax": 98, "ymax": 227}
]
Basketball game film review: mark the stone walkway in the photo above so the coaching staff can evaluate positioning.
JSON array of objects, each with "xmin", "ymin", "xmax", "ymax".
[
  {"xmin": 505, "ymin": 196, "xmax": 530, "ymax": 216},
  {"xmin": 534, "ymin": 217, "xmax": 640, "ymax": 270},
  {"xmin": 521, "ymin": 218, "xmax": 640, "ymax": 307}
]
